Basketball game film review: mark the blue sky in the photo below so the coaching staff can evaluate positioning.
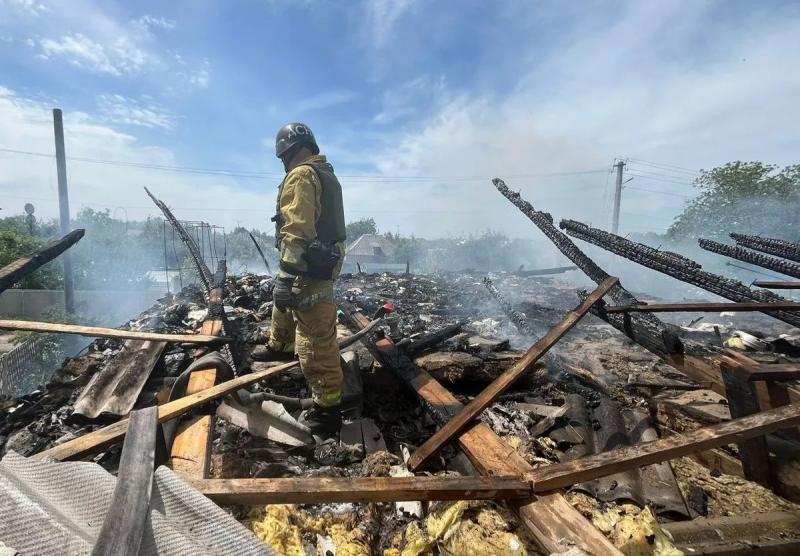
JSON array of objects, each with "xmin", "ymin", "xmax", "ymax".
[{"xmin": 0, "ymin": 0, "xmax": 799, "ymax": 239}]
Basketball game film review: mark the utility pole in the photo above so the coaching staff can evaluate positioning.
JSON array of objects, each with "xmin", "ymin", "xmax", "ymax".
[
  {"xmin": 53, "ymin": 108, "xmax": 75, "ymax": 314},
  {"xmin": 611, "ymin": 159, "xmax": 625, "ymax": 234}
]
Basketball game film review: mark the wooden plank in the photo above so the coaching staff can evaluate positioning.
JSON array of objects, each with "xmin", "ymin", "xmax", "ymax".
[
  {"xmin": 170, "ymin": 415, "xmax": 214, "ymax": 478},
  {"xmin": 733, "ymin": 363, "xmax": 800, "ymax": 383},
  {"xmin": 169, "ymin": 369, "xmax": 217, "ymax": 479},
  {"xmin": 408, "ymin": 276, "xmax": 619, "ymax": 471},
  {"xmin": 91, "ymin": 406, "xmax": 157, "ymax": 556},
  {"xmin": 527, "ymin": 401, "xmax": 800, "ymax": 492},
  {"xmin": 606, "ymin": 301, "xmax": 800, "ymax": 313},
  {"xmin": 0, "ymin": 229, "xmax": 84, "ymax": 292},
  {"xmin": 663, "ymin": 511, "xmax": 800, "ymax": 555},
  {"xmin": 342, "ymin": 304, "xmax": 621, "ymax": 555},
  {"xmin": 752, "ymin": 280, "xmax": 800, "ymax": 289},
  {"xmin": 191, "ymin": 475, "xmax": 532, "ymax": 505},
  {"xmin": 34, "ymin": 359, "xmax": 299, "ymax": 461},
  {"xmin": 721, "ymin": 368, "xmax": 773, "ymax": 487},
  {"xmin": 0, "ymin": 319, "xmax": 229, "ymax": 344}
]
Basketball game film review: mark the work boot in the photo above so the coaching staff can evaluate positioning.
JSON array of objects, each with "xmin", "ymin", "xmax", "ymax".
[
  {"xmin": 299, "ymin": 403, "xmax": 342, "ymax": 443},
  {"xmin": 251, "ymin": 344, "xmax": 295, "ymax": 362}
]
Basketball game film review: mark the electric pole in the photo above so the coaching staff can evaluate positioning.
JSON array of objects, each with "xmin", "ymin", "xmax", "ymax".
[
  {"xmin": 53, "ymin": 108, "xmax": 75, "ymax": 314},
  {"xmin": 611, "ymin": 159, "xmax": 625, "ymax": 234}
]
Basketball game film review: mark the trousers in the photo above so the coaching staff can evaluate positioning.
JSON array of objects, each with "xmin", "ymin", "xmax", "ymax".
[{"xmin": 268, "ymin": 277, "xmax": 342, "ymax": 407}]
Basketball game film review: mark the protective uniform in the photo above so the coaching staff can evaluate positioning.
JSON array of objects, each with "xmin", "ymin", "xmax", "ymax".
[{"xmin": 268, "ymin": 152, "xmax": 347, "ymax": 408}]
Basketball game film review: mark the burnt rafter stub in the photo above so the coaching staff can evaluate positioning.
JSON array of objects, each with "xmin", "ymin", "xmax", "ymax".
[{"xmin": 560, "ymin": 218, "xmax": 800, "ymax": 328}]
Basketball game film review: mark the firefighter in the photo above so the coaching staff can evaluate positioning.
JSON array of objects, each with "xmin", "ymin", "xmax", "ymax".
[{"xmin": 254, "ymin": 122, "xmax": 347, "ymax": 440}]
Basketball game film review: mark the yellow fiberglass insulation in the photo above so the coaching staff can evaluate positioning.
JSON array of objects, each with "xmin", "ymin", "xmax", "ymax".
[{"xmin": 399, "ymin": 501, "xmax": 531, "ymax": 556}]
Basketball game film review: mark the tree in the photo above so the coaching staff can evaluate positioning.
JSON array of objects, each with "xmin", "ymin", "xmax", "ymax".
[
  {"xmin": 0, "ymin": 229, "xmax": 62, "ymax": 289},
  {"xmin": 346, "ymin": 217, "xmax": 378, "ymax": 242},
  {"xmin": 668, "ymin": 161, "xmax": 800, "ymax": 240}
]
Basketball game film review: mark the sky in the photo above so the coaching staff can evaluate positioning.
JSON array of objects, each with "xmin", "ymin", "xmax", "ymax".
[{"xmin": 0, "ymin": 0, "xmax": 799, "ymax": 239}]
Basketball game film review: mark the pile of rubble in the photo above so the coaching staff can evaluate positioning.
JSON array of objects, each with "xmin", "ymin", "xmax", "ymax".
[{"xmin": 3, "ymin": 266, "xmax": 800, "ymax": 555}]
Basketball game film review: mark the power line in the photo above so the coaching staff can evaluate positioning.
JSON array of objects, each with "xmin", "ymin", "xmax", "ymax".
[
  {"xmin": 626, "ymin": 171, "xmax": 694, "ymax": 186},
  {"xmin": 625, "ymin": 185, "xmax": 692, "ymax": 198},
  {"xmin": 626, "ymin": 157, "xmax": 699, "ymax": 175},
  {"xmin": 0, "ymin": 146, "xmax": 607, "ymax": 182}
]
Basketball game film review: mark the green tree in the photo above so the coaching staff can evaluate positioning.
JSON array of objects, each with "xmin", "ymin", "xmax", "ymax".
[
  {"xmin": 345, "ymin": 217, "xmax": 378, "ymax": 243},
  {"xmin": 668, "ymin": 161, "xmax": 800, "ymax": 240},
  {"xmin": 0, "ymin": 229, "xmax": 62, "ymax": 288}
]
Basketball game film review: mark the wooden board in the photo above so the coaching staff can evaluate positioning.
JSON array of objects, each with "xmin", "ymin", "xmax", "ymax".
[
  {"xmin": 192, "ymin": 475, "xmax": 532, "ymax": 505},
  {"xmin": 0, "ymin": 319, "xmax": 229, "ymax": 344},
  {"xmin": 606, "ymin": 301, "xmax": 800, "ymax": 313},
  {"xmin": 91, "ymin": 406, "xmax": 157, "ymax": 556},
  {"xmin": 194, "ymin": 475, "xmax": 530, "ymax": 505},
  {"xmin": 408, "ymin": 276, "xmax": 619, "ymax": 471},
  {"xmin": 342, "ymin": 304, "xmax": 621, "ymax": 556},
  {"xmin": 168, "ymin": 369, "xmax": 218, "ymax": 479},
  {"xmin": 732, "ymin": 363, "xmax": 800, "ymax": 382},
  {"xmin": 527, "ymin": 401, "xmax": 800, "ymax": 492},
  {"xmin": 34, "ymin": 359, "xmax": 299, "ymax": 461},
  {"xmin": 170, "ymin": 415, "xmax": 214, "ymax": 478}
]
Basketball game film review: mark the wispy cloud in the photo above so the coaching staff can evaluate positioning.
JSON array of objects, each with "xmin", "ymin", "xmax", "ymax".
[
  {"xmin": 131, "ymin": 14, "xmax": 176, "ymax": 35},
  {"xmin": 296, "ymin": 90, "xmax": 357, "ymax": 113},
  {"xmin": 96, "ymin": 93, "xmax": 175, "ymax": 130},
  {"xmin": 38, "ymin": 33, "xmax": 148, "ymax": 76},
  {"xmin": 362, "ymin": 0, "xmax": 416, "ymax": 49},
  {"xmin": 1, "ymin": 0, "xmax": 49, "ymax": 16}
]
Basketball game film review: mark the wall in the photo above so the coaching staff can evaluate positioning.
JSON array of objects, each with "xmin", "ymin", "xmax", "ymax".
[{"xmin": 0, "ymin": 288, "xmax": 166, "ymax": 325}]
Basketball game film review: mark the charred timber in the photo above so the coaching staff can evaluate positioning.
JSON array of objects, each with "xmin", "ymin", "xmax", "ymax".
[
  {"xmin": 483, "ymin": 276, "xmax": 532, "ymax": 335},
  {"xmin": 0, "ymin": 229, "xmax": 84, "ymax": 293},
  {"xmin": 731, "ymin": 233, "xmax": 800, "ymax": 264},
  {"xmin": 753, "ymin": 280, "xmax": 800, "ymax": 290},
  {"xmin": 145, "ymin": 187, "xmax": 214, "ymax": 292},
  {"xmin": 561, "ymin": 219, "xmax": 800, "ymax": 328},
  {"xmin": 699, "ymin": 238, "xmax": 800, "ymax": 279},
  {"xmin": 492, "ymin": 178, "xmax": 684, "ymax": 356}
]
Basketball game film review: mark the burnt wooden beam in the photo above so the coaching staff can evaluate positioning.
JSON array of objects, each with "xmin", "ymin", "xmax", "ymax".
[
  {"xmin": 340, "ymin": 302, "xmax": 622, "ymax": 555},
  {"xmin": 606, "ymin": 301, "xmax": 800, "ymax": 313},
  {"xmin": 408, "ymin": 276, "xmax": 619, "ymax": 471},
  {"xmin": 527, "ymin": 401, "xmax": 800, "ymax": 492},
  {"xmin": 91, "ymin": 406, "xmax": 157, "ymax": 556},
  {"xmin": 34, "ymin": 359, "xmax": 299, "ymax": 461},
  {"xmin": 0, "ymin": 319, "xmax": 230, "ymax": 344},
  {"xmin": 752, "ymin": 280, "xmax": 800, "ymax": 290},
  {"xmin": 192, "ymin": 475, "xmax": 533, "ymax": 506},
  {"xmin": 0, "ymin": 229, "xmax": 84, "ymax": 293},
  {"xmin": 721, "ymin": 367, "xmax": 774, "ymax": 487}
]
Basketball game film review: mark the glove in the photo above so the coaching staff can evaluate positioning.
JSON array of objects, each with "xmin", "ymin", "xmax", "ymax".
[{"xmin": 272, "ymin": 274, "xmax": 295, "ymax": 311}]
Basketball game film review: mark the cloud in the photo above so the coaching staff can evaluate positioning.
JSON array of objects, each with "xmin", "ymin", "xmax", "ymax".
[
  {"xmin": 131, "ymin": 14, "xmax": 176, "ymax": 35},
  {"xmin": 0, "ymin": 86, "xmax": 273, "ymax": 231},
  {"xmin": 38, "ymin": 33, "xmax": 147, "ymax": 76},
  {"xmin": 296, "ymin": 90, "xmax": 357, "ymax": 113},
  {"xmin": 1, "ymin": 0, "xmax": 49, "ymax": 16},
  {"xmin": 361, "ymin": 0, "xmax": 416, "ymax": 49},
  {"xmin": 358, "ymin": 1, "xmax": 800, "ymax": 238},
  {"xmin": 96, "ymin": 94, "xmax": 175, "ymax": 130}
]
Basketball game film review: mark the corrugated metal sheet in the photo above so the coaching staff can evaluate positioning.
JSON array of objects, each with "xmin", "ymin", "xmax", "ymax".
[
  {"xmin": 0, "ymin": 451, "xmax": 274, "ymax": 555},
  {"xmin": 73, "ymin": 340, "xmax": 167, "ymax": 419},
  {"xmin": 551, "ymin": 394, "xmax": 690, "ymax": 519}
]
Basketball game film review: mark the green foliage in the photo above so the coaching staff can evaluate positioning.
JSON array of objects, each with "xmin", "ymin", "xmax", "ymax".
[
  {"xmin": 225, "ymin": 227, "xmax": 277, "ymax": 273},
  {"xmin": 346, "ymin": 217, "xmax": 378, "ymax": 242},
  {"xmin": 0, "ymin": 229, "xmax": 62, "ymax": 289},
  {"xmin": 668, "ymin": 161, "xmax": 800, "ymax": 240}
]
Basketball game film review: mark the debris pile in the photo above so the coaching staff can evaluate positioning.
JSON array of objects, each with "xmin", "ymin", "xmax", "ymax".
[{"xmin": 1, "ymin": 182, "xmax": 800, "ymax": 555}]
